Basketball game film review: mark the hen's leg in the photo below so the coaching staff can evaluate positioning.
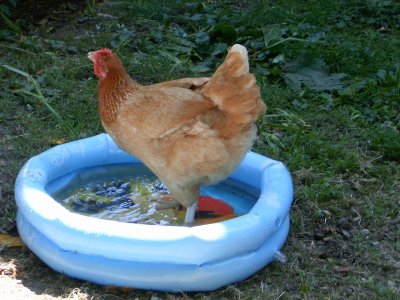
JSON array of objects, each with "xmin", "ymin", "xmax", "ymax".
[
  {"xmin": 166, "ymin": 183, "xmax": 200, "ymax": 225},
  {"xmin": 184, "ymin": 202, "xmax": 197, "ymax": 225}
]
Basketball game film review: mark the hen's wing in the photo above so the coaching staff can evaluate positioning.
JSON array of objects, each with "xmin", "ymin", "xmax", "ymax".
[
  {"xmin": 116, "ymin": 78, "xmax": 216, "ymax": 140},
  {"xmin": 152, "ymin": 77, "xmax": 210, "ymax": 90}
]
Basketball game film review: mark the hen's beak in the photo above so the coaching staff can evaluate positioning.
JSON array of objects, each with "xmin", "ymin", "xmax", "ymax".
[{"xmin": 87, "ymin": 51, "xmax": 95, "ymax": 63}]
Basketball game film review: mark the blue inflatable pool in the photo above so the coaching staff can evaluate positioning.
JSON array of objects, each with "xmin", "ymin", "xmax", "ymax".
[{"xmin": 15, "ymin": 133, "xmax": 293, "ymax": 292}]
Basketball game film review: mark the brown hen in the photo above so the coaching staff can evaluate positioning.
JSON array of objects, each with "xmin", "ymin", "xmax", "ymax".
[{"xmin": 88, "ymin": 44, "xmax": 266, "ymax": 224}]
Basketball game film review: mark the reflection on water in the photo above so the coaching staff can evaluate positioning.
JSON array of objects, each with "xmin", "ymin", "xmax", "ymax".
[{"xmin": 47, "ymin": 163, "xmax": 259, "ymax": 225}]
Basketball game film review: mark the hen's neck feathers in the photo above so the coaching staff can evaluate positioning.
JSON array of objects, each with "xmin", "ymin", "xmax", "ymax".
[{"xmin": 98, "ymin": 55, "xmax": 140, "ymax": 126}]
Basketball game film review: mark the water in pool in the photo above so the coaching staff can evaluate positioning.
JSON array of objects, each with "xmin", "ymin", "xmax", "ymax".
[{"xmin": 47, "ymin": 163, "xmax": 259, "ymax": 225}]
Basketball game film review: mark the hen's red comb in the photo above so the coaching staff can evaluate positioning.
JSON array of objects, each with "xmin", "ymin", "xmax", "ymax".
[{"xmin": 95, "ymin": 48, "xmax": 112, "ymax": 56}]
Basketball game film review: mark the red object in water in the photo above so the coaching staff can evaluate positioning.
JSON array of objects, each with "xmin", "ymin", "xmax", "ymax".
[{"xmin": 197, "ymin": 196, "xmax": 233, "ymax": 216}]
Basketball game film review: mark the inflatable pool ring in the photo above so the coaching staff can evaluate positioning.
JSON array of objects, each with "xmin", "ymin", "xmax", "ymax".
[{"xmin": 15, "ymin": 133, "xmax": 293, "ymax": 292}]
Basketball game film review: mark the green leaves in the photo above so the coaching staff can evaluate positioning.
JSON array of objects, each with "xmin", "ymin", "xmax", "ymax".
[
  {"xmin": 194, "ymin": 31, "xmax": 209, "ymax": 45},
  {"xmin": 284, "ymin": 56, "xmax": 348, "ymax": 92},
  {"xmin": 376, "ymin": 65, "xmax": 400, "ymax": 88},
  {"xmin": 2, "ymin": 64, "xmax": 30, "ymax": 77},
  {"xmin": 330, "ymin": 0, "xmax": 400, "ymax": 30},
  {"xmin": 0, "ymin": 10, "xmax": 21, "ymax": 34},
  {"xmin": 369, "ymin": 126, "xmax": 400, "ymax": 161},
  {"xmin": 2, "ymin": 64, "xmax": 74, "ymax": 136},
  {"xmin": 209, "ymin": 24, "xmax": 237, "ymax": 44},
  {"xmin": 111, "ymin": 26, "xmax": 135, "ymax": 50}
]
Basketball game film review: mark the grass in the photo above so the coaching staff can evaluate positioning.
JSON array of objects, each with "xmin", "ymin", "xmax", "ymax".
[{"xmin": 0, "ymin": 0, "xmax": 399, "ymax": 299}]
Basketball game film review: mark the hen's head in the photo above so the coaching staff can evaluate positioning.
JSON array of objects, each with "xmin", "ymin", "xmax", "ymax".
[{"xmin": 88, "ymin": 48, "xmax": 119, "ymax": 79}]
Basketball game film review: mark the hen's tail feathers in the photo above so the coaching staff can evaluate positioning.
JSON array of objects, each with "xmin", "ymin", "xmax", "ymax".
[{"xmin": 202, "ymin": 44, "xmax": 266, "ymax": 126}]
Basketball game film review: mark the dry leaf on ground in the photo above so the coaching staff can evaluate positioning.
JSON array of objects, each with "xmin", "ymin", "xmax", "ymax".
[{"xmin": 0, "ymin": 234, "xmax": 24, "ymax": 248}]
